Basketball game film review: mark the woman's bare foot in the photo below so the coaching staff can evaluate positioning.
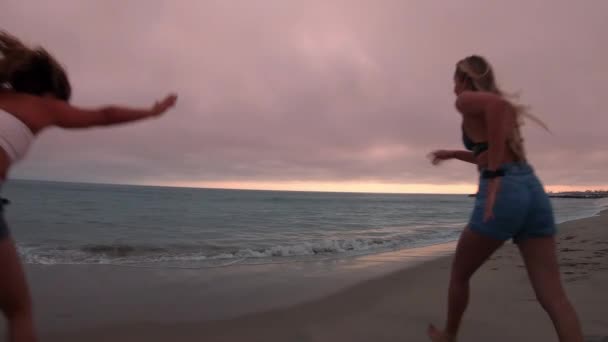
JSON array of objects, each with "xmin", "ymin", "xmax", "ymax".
[{"xmin": 427, "ymin": 324, "xmax": 455, "ymax": 342}]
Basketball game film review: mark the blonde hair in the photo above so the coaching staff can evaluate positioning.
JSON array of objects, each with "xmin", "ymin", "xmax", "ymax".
[
  {"xmin": 0, "ymin": 30, "xmax": 71, "ymax": 101},
  {"xmin": 455, "ymin": 55, "xmax": 548, "ymax": 161}
]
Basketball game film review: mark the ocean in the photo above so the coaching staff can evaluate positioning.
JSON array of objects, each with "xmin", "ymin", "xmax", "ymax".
[{"xmin": 3, "ymin": 179, "xmax": 606, "ymax": 268}]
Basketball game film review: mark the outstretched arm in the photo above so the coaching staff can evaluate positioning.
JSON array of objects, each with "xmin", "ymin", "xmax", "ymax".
[
  {"xmin": 449, "ymin": 150, "xmax": 476, "ymax": 164},
  {"xmin": 429, "ymin": 150, "xmax": 476, "ymax": 165},
  {"xmin": 44, "ymin": 94, "xmax": 177, "ymax": 129}
]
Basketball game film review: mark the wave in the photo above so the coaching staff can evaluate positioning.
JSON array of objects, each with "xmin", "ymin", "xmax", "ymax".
[
  {"xmin": 18, "ymin": 229, "xmax": 461, "ymax": 266},
  {"xmin": 80, "ymin": 244, "xmax": 167, "ymax": 256},
  {"xmin": 19, "ymin": 199, "xmax": 605, "ymax": 267}
]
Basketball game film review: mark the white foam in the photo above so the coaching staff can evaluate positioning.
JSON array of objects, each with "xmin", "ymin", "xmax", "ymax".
[{"xmin": 17, "ymin": 230, "xmax": 458, "ymax": 266}]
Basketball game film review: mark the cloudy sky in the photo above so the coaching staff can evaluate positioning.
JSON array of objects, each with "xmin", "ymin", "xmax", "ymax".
[{"xmin": 2, "ymin": 0, "xmax": 606, "ymax": 193}]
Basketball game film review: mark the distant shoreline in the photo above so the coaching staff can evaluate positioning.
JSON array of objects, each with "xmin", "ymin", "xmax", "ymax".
[
  {"xmin": 546, "ymin": 191, "xmax": 607, "ymax": 199},
  {"xmin": 548, "ymin": 194, "xmax": 608, "ymax": 199},
  {"xmin": 468, "ymin": 191, "xmax": 608, "ymax": 199}
]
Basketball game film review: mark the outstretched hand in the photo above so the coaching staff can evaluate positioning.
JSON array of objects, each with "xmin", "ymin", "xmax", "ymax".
[
  {"xmin": 428, "ymin": 150, "xmax": 453, "ymax": 165},
  {"xmin": 151, "ymin": 94, "xmax": 178, "ymax": 116}
]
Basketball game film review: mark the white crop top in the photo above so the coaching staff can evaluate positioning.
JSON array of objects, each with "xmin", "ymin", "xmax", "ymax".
[{"xmin": 0, "ymin": 109, "xmax": 34, "ymax": 163}]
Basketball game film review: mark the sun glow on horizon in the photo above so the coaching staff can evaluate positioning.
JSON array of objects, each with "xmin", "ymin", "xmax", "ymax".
[
  {"xmin": 158, "ymin": 181, "xmax": 475, "ymax": 194},
  {"xmin": 152, "ymin": 181, "xmax": 608, "ymax": 195}
]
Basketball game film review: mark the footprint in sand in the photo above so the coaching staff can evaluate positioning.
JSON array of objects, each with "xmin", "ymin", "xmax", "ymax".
[
  {"xmin": 566, "ymin": 275, "xmax": 590, "ymax": 283},
  {"xmin": 563, "ymin": 236, "xmax": 576, "ymax": 240},
  {"xmin": 561, "ymin": 248, "xmax": 584, "ymax": 252}
]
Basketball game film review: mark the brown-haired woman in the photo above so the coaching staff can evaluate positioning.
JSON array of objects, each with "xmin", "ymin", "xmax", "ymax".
[{"xmin": 0, "ymin": 30, "xmax": 177, "ymax": 342}]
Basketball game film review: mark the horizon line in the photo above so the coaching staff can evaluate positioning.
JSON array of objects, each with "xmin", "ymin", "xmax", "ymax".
[
  {"xmin": 8, "ymin": 178, "xmax": 472, "ymax": 196},
  {"xmin": 8, "ymin": 178, "xmax": 607, "ymax": 196}
]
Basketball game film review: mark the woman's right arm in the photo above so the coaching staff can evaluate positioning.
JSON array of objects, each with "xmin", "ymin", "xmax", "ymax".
[
  {"xmin": 449, "ymin": 150, "xmax": 476, "ymax": 164},
  {"xmin": 43, "ymin": 94, "xmax": 177, "ymax": 129},
  {"xmin": 430, "ymin": 150, "xmax": 476, "ymax": 165}
]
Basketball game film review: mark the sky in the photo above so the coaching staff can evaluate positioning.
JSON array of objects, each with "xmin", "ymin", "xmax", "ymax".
[{"xmin": 1, "ymin": 0, "xmax": 606, "ymax": 194}]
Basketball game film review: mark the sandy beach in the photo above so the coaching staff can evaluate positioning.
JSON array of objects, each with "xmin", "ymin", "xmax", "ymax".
[{"xmin": 5, "ymin": 210, "xmax": 606, "ymax": 341}]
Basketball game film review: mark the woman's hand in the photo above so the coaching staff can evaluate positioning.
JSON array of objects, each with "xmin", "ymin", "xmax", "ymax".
[
  {"xmin": 484, "ymin": 178, "xmax": 501, "ymax": 222},
  {"xmin": 150, "ymin": 94, "xmax": 178, "ymax": 117},
  {"xmin": 428, "ymin": 150, "xmax": 454, "ymax": 165}
]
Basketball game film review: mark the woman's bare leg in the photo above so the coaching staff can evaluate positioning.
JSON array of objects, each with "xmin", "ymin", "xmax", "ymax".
[
  {"xmin": 518, "ymin": 236, "xmax": 583, "ymax": 342},
  {"xmin": 0, "ymin": 238, "xmax": 37, "ymax": 342},
  {"xmin": 428, "ymin": 227, "xmax": 504, "ymax": 341}
]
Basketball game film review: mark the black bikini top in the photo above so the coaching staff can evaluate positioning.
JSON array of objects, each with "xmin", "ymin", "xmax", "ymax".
[{"xmin": 462, "ymin": 126, "xmax": 488, "ymax": 157}]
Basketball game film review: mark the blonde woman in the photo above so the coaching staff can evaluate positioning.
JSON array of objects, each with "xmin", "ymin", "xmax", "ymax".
[
  {"xmin": 428, "ymin": 55, "xmax": 583, "ymax": 341},
  {"xmin": 0, "ymin": 30, "xmax": 177, "ymax": 342}
]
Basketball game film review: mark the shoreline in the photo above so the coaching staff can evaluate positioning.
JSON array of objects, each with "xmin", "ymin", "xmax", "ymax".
[{"xmin": 39, "ymin": 210, "xmax": 608, "ymax": 341}]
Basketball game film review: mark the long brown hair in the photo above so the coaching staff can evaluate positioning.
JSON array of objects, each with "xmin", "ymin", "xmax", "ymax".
[
  {"xmin": 455, "ymin": 55, "xmax": 549, "ymax": 161},
  {"xmin": 455, "ymin": 55, "xmax": 549, "ymax": 131},
  {"xmin": 0, "ymin": 30, "xmax": 71, "ymax": 101}
]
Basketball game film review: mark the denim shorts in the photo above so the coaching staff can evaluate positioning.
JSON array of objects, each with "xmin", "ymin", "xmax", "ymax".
[{"xmin": 469, "ymin": 162, "xmax": 556, "ymax": 243}]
